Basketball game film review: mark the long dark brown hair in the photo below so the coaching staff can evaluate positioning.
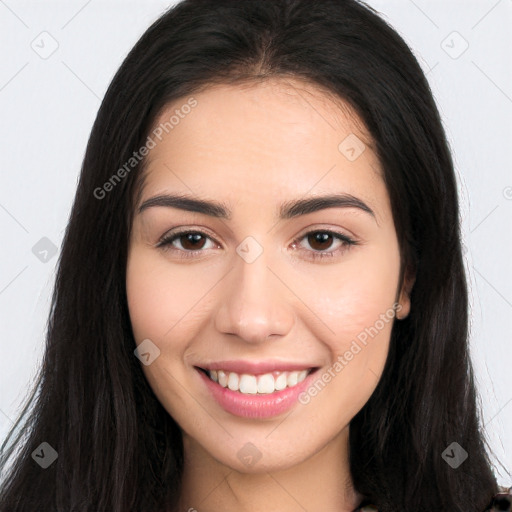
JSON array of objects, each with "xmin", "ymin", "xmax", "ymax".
[{"xmin": 0, "ymin": 1, "xmax": 501, "ymax": 510}]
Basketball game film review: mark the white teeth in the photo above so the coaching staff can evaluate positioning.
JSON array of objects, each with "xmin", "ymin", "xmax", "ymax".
[
  {"xmin": 227, "ymin": 372, "xmax": 239, "ymax": 391},
  {"xmin": 239, "ymin": 374, "xmax": 258, "ymax": 394},
  {"xmin": 274, "ymin": 373, "xmax": 287, "ymax": 390},
  {"xmin": 257, "ymin": 374, "xmax": 274, "ymax": 394},
  {"xmin": 206, "ymin": 368, "xmax": 311, "ymax": 394},
  {"xmin": 287, "ymin": 371, "xmax": 299, "ymax": 387},
  {"xmin": 217, "ymin": 370, "xmax": 228, "ymax": 387}
]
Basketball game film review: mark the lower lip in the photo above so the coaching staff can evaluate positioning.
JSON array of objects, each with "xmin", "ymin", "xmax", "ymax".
[{"xmin": 196, "ymin": 368, "xmax": 318, "ymax": 419}]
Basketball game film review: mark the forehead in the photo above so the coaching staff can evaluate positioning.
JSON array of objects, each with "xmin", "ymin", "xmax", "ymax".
[{"xmin": 138, "ymin": 78, "xmax": 385, "ymax": 218}]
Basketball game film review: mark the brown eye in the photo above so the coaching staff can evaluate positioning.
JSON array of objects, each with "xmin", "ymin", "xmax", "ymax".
[
  {"xmin": 157, "ymin": 230, "xmax": 217, "ymax": 256},
  {"xmin": 179, "ymin": 232, "xmax": 207, "ymax": 251},
  {"xmin": 307, "ymin": 232, "xmax": 335, "ymax": 251},
  {"xmin": 292, "ymin": 229, "xmax": 357, "ymax": 262}
]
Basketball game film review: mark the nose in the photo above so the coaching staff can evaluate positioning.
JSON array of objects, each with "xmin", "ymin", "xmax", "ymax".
[{"xmin": 214, "ymin": 246, "xmax": 295, "ymax": 344}]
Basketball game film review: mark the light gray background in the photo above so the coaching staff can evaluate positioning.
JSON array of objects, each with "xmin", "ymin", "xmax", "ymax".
[{"xmin": 1, "ymin": 0, "xmax": 511, "ymax": 485}]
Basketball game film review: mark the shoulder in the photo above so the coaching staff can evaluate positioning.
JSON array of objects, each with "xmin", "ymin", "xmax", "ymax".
[
  {"xmin": 485, "ymin": 486, "xmax": 512, "ymax": 511},
  {"xmin": 354, "ymin": 487, "xmax": 512, "ymax": 512}
]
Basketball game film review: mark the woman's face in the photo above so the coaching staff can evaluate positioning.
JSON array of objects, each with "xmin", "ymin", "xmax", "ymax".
[{"xmin": 126, "ymin": 78, "xmax": 410, "ymax": 473}]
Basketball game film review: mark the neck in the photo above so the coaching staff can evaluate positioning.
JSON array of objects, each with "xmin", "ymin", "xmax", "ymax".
[{"xmin": 177, "ymin": 427, "xmax": 363, "ymax": 512}]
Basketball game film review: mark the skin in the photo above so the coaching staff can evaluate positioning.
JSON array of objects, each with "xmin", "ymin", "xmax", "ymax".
[{"xmin": 126, "ymin": 77, "xmax": 413, "ymax": 512}]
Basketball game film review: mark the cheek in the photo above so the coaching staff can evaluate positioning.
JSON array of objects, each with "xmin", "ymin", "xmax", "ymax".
[
  {"xmin": 126, "ymin": 250, "xmax": 204, "ymax": 422},
  {"xmin": 297, "ymin": 244, "xmax": 400, "ymax": 338},
  {"xmin": 125, "ymin": 249, "xmax": 221, "ymax": 407},
  {"xmin": 292, "ymin": 247, "xmax": 400, "ymax": 409},
  {"xmin": 126, "ymin": 250, "xmax": 211, "ymax": 342}
]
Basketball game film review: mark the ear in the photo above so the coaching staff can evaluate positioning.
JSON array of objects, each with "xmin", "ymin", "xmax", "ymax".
[{"xmin": 396, "ymin": 266, "xmax": 415, "ymax": 320}]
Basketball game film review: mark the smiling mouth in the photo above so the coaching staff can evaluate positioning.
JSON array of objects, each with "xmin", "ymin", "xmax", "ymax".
[{"xmin": 195, "ymin": 367, "xmax": 318, "ymax": 395}]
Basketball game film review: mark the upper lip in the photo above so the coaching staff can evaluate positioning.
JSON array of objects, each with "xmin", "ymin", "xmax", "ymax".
[{"xmin": 195, "ymin": 360, "xmax": 319, "ymax": 375}]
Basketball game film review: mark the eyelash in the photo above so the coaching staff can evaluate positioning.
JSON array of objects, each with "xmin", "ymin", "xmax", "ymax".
[{"xmin": 156, "ymin": 228, "xmax": 357, "ymax": 262}]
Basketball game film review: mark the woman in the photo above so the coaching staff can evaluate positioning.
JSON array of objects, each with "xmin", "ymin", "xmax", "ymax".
[{"xmin": 0, "ymin": 0, "xmax": 509, "ymax": 510}]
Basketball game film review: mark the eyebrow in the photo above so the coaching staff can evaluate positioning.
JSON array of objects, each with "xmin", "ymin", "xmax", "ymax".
[{"xmin": 137, "ymin": 193, "xmax": 375, "ymax": 220}]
